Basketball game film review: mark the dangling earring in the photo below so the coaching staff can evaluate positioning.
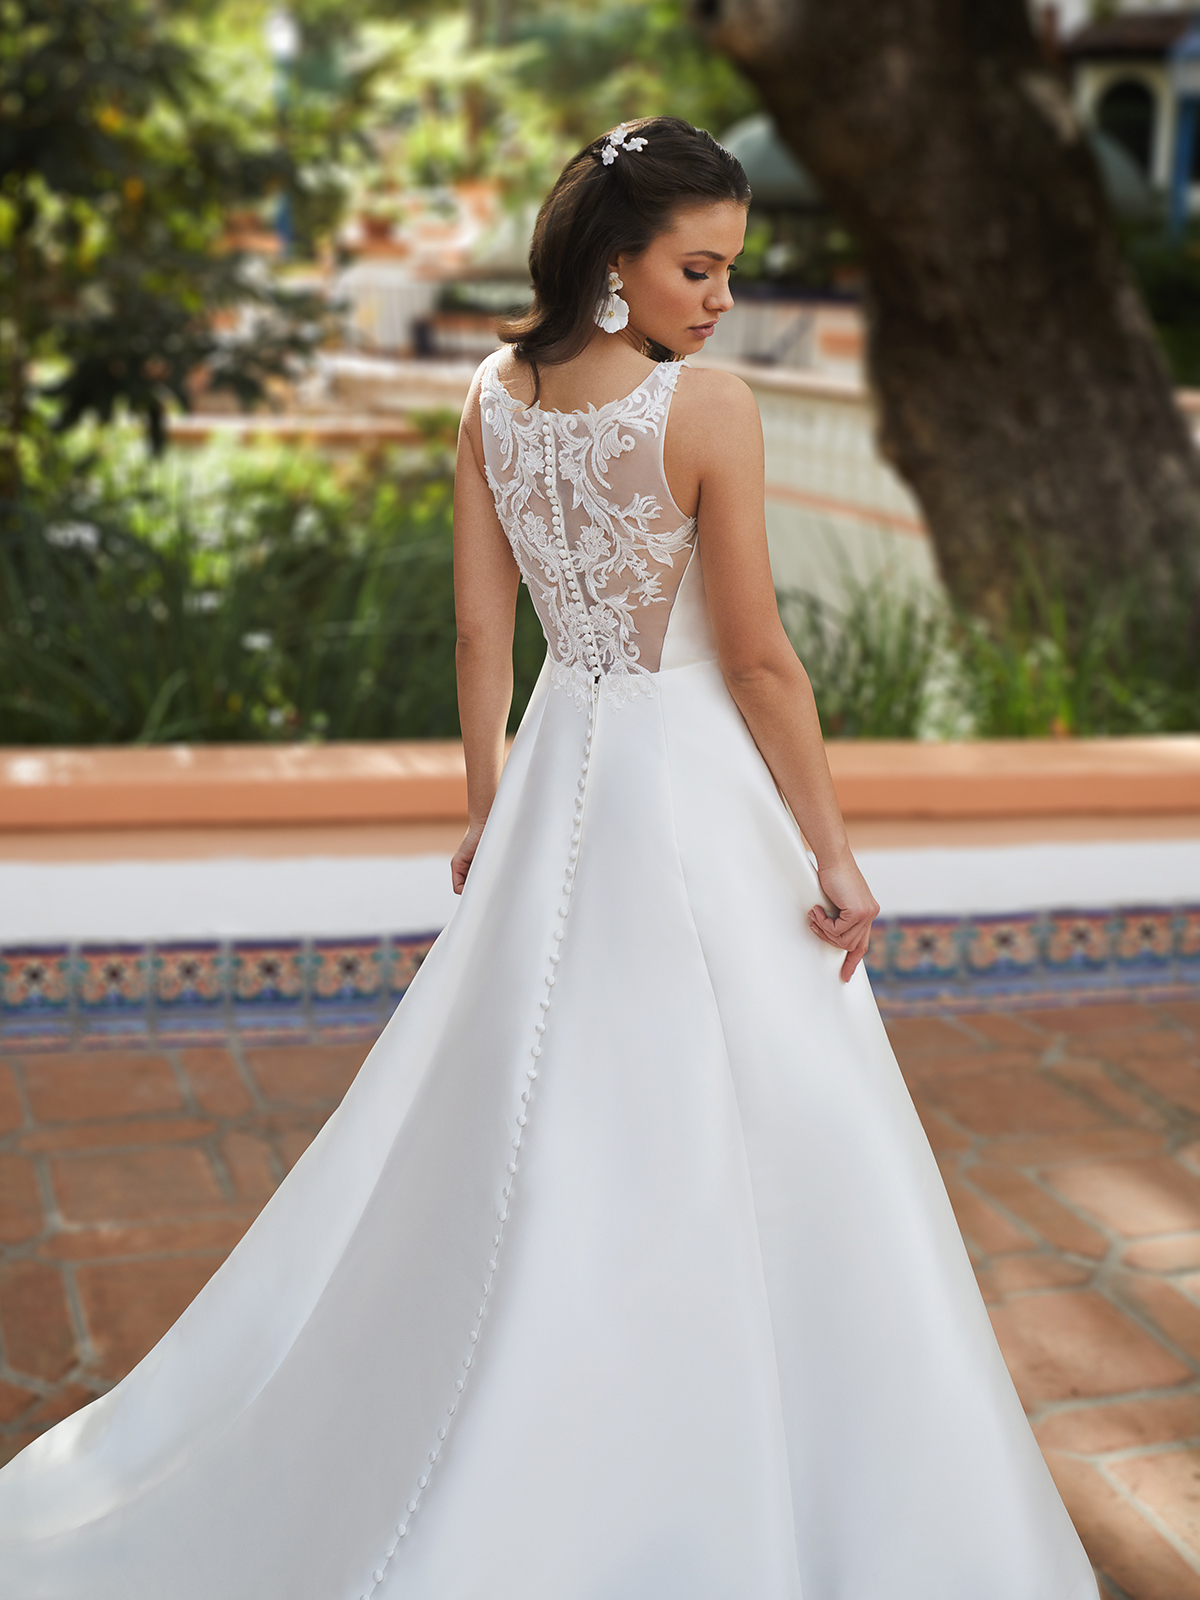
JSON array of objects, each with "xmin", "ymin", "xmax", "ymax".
[{"xmin": 595, "ymin": 269, "xmax": 630, "ymax": 333}]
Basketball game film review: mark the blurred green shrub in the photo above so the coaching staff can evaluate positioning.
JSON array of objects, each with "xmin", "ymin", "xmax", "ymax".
[
  {"xmin": 0, "ymin": 440, "xmax": 544, "ymax": 744},
  {"xmin": 1125, "ymin": 232, "xmax": 1200, "ymax": 387},
  {"xmin": 779, "ymin": 573, "xmax": 942, "ymax": 738},
  {"xmin": 782, "ymin": 561, "xmax": 1200, "ymax": 739}
]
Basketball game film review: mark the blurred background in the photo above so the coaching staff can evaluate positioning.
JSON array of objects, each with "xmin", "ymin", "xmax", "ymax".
[{"xmin": 10, "ymin": 0, "xmax": 1200, "ymax": 751}]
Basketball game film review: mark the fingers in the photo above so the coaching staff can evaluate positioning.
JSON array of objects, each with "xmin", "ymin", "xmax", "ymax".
[
  {"xmin": 840, "ymin": 938, "xmax": 870, "ymax": 982},
  {"xmin": 809, "ymin": 903, "xmax": 872, "ymax": 982}
]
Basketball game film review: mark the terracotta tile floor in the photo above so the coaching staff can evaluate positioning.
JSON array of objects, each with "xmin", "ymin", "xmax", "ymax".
[{"xmin": 6, "ymin": 1005, "xmax": 1200, "ymax": 1593}]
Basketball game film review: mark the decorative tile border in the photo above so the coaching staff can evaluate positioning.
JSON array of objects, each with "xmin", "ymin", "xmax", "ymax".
[
  {"xmin": 0, "ymin": 934, "xmax": 438, "ymax": 1050},
  {"xmin": 5, "ymin": 904, "xmax": 1200, "ymax": 1047},
  {"xmin": 866, "ymin": 903, "xmax": 1200, "ymax": 1014}
]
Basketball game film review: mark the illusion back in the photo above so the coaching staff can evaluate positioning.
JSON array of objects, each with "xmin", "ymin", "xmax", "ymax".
[{"xmin": 480, "ymin": 351, "xmax": 698, "ymax": 705}]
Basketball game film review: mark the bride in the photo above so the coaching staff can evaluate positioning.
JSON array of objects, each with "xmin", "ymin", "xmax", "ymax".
[{"xmin": 0, "ymin": 117, "xmax": 1096, "ymax": 1599}]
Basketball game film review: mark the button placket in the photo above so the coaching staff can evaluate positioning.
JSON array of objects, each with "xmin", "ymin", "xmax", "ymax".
[{"xmin": 358, "ymin": 424, "xmax": 601, "ymax": 1592}]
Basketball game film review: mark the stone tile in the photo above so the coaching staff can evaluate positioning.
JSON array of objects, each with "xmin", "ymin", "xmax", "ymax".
[
  {"xmin": 971, "ymin": 1166, "xmax": 1110, "ymax": 1258},
  {"xmin": 37, "ymin": 1216, "xmax": 253, "ymax": 1261},
  {"xmin": 921, "ymin": 1070, "xmax": 1112, "ymax": 1137},
  {"xmin": 243, "ymin": 1045, "xmax": 368, "ymax": 1108},
  {"xmin": 276, "ymin": 1126, "xmax": 319, "ymax": 1171},
  {"xmin": 1122, "ymin": 1056, "xmax": 1200, "ymax": 1117},
  {"xmin": 985, "ymin": 1128, "xmax": 1165, "ymax": 1167},
  {"xmin": 23, "ymin": 1052, "xmax": 182, "ymax": 1124},
  {"xmin": 221, "ymin": 1132, "xmax": 278, "ymax": 1205},
  {"xmin": 18, "ymin": 1117, "xmax": 217, "ymax": 1153},
  {"xmin": 50, "ymin": 1147, "xmax": 226, "ymax": 1224},
  {"xmin": 1162, "ymin": 1002, "xmax": 1200, "ymax": 1035},
  {"xmin": 900, "ymin": 1049, "xmax": 1045, "ymax": 1084},
  {"xmin": 1045, "ymin": 1450, "xmax": 1200, "ymax": 1600},
  {"xmin": 1025, "ymin": 1002, "xmax": 1164, "ymax": 1036},
  {"xmin": 973, "ymin": 1252, "xmax": 1092, "ymax": 1305},
  {"xmin": 0, "ymin": 1063, "xmax": 24, "ymax": 1135},
  {"xmin": 75, "ymin": 1257, "xmax": 223, "ymax": 1381},
  {"xmin": 0, "ymin": 1262, "xmax": 77, "ymax": 1382},
  {"xmin": 942, "ymin": 1175, "xmax": 1031, "ymax": 1255},
  {"xmin": 0, "ymin": 1153, "xmax": 45, "ymax": 1245},
  {"xmin": 1036, "ymin": 1395, "xmax": 1200, "ymax": 1454},
  {"xmin": 1096, "ymin": 1031, "xmax": 1199, "ymax": 1064},
  {"xmin": 178, "ymin": 1049, "xmax": 255, "ymax": 1117},
  {"xmin": 956, "ymin": 1011, "xmax": 1050, "ymax": 1046},
  {"xmin": 1048, "ymin": 1158, "xmax": 1200, "ymax": 1238},
  {"xmin": 908, "ymin": 1096, "xmax": 971, "ymax": 1154},
  {"xmin": 0, "ymin": 1379, "xmax": 35, "ymax": 1424},
  {"xmin": 883, "ymin": 1016, "xmax": 970, "ymax": 1056},
  {"xmin": 1051, "ymin": 1057, "xmax": 1169, "ymax": 1129},
  {"xmin": 0, "ymin": 1432, "xmax": 39, "ymax": 1470},
  {"xmin": 990, "ymin": 1289, "xmax": 1190, "ymax": 1405},
  {"xmin": 1117, "ymin": 1274, "xmax": 1200, "ymax": 1364},
  {"xmin": 25, "ymin": 1382, "xmax": 99, "ymax": 1428},
  {"xmin": 1125, "ymin": 1235, "xmax": 1200, "ymax": 1272},
  {"xmin": 1109, "ymin": 1448, "xmax": 1200, "ymax": 1567}
]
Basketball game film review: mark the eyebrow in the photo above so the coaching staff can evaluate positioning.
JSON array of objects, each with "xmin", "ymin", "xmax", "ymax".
[{"xmin": 680, "ymin": 248, "xmax": 743, "ymax": 260}]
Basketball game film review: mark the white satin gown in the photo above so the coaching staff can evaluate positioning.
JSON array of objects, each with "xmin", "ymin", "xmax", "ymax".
[{"xmin": 0, "ymin": 350, "xmax": 1098, "ymax": 1600}]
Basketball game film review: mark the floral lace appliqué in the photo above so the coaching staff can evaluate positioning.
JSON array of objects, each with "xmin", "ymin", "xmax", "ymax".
[{"xmin": 481, "ymin": 357, "xmax": 696, "ymax": 709}]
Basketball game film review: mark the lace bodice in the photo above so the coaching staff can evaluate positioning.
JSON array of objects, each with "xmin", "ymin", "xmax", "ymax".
[{"xmin": 480, "ymin": 350, "xmax": 697, "ymax": 707}]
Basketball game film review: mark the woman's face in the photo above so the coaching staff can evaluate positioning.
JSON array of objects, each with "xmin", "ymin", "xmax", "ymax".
[{"xmin": 614, "ymin": 200, "xmax": 747, "ymax": 355}]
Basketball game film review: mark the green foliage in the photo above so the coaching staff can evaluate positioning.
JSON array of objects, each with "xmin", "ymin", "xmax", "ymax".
[
  {"xmin": 0, "ymin": 437, "xmax": 544, "ymax": 743},
  {"xmin": 1124, "ymin": 230, "xmax": 1200, "ymax": 386},
  {"xmin": 952, "ymin": 568, "xmax": 1200, "ymax": 737},
  {"xmin": 0, "ymin": 0, "xmax": 337, "ymax": 479},
  {"xmin": 779, "ymin": 573, "xmax": 942, "ymax": 738},
  {"xmin": 781, "ymin": 560, "xmax": 1200, "ymax": 739}
]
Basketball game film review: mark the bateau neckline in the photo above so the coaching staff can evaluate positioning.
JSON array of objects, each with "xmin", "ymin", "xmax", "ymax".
[{"xmin": 490, "ymin": 354, "xmax": 677, "ymax": 418}]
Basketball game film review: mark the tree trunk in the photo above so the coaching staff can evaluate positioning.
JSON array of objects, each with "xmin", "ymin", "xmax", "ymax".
[{"xmin": 697, "ymin": 0, "xmax": 1200, "ymax": 629}]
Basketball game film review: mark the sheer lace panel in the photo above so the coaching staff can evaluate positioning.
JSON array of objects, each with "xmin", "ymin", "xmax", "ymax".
[{"xmin": 480, "ymin": 351, "xmax": 697, "ymax": 707}]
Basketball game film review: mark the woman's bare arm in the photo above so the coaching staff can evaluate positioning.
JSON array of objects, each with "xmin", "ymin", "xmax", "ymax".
[
  {"xmin": 680, "ymin": 369, "xmax": 879, "ymax": 981},
  {"xmin": 450, "ymin": 373, "xmax": 522, "ymax": 893}
]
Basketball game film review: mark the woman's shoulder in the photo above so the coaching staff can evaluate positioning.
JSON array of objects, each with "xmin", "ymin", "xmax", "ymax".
[
  {"xmin": 670, "ymin": 363, "xmax": 761, "ymax": 458},
  {"xmin": 672, "ymin": 362, "xmax": 758, "ymax": 416}
]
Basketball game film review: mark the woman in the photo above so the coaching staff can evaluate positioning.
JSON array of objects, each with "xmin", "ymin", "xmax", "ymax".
[{"xmin": 0, "ymin": 118, "xmax": 1096, "ymax": 1599}]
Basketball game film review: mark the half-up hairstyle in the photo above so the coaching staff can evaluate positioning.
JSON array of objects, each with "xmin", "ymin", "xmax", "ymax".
[{"xmin": 499, "ymin": 117, "xmax": 750, "ymax": 392}]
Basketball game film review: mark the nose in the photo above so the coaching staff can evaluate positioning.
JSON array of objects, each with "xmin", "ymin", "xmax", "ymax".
[{"xmin": 706, "ymin": 275, "xmax": 735, "ymax": 314}]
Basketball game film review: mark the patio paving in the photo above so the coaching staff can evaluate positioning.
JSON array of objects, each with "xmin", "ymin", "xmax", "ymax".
[{"xmin": 3, "ymin": 1005, "xmax": 1200, "ymax": 1593}]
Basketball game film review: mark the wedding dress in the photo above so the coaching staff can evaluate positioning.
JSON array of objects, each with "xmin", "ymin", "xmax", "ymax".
[{"xmin": 0, "ymin": 349, "xmax": 1097, "ymax": 1600}]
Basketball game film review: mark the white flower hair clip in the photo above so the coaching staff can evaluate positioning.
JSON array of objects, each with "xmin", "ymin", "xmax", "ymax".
[{"xmin": 601, "ymin": 124, "xmax": 648, "ymax": 166}]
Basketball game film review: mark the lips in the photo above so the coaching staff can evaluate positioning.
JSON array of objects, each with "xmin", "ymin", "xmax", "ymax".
[{"xmin": 690, "ymin": 321, "xmax": 717, "ymax": 337}]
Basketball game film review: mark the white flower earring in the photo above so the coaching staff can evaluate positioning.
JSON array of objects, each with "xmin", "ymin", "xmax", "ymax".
[{"xmin": 595, "ymin": 268, "xmax": 630, "ymax": 334}]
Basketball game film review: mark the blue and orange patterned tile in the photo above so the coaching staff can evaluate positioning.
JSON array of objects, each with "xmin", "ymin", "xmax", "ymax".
[
  {"xmin": 1113, "ymin": 908, "xmax": 1175, "ymax": 970},
  {"xmin": 0, "ymin": 945, "xmax": 73, "ymax": 1043},
  {"xmin": 1044, "ymin": 911, "xmax": 1114, "ymax": 971},
  {"xmin": 385, "ymin": 935, "xmax": 437, "ymax": 998},
  {"xmin": 1178, "ymin": 910, "xmax": 1200, "ymax": 969},
  {"xmin": 964, "ymin": 916, "xmax": 1040, "ymax": 976},
  {"xmin": 152, "ymin": 943, "xmax": 228, "ymax": 1011},
  {"xmin": 889, "ymin": 920, "xmax": 963, "ymax": 983},
  {"xmin": 75, "ymin": 946, "xmax": 150, "ymax": 1011},
  {"xmin": 230, "ymin": 942, "xmax": 306, "ymax": 1006},
  {"xmin": 309, "ymin": 940, "xmax": 387, "ymax": 1006},
  {"xmin": 1, "ymin": 945, "xmax": 72, "ymax": 1013}
]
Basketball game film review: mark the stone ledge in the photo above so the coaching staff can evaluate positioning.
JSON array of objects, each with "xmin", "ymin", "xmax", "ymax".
[{"xmin": 3, "ymin": 736, "xmax": 1200, "ymax": 832}]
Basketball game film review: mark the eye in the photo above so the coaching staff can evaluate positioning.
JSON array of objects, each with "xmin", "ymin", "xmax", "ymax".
[{"xmin": 683, "ymin": 268, "xmax": 708, "ymax": 281}]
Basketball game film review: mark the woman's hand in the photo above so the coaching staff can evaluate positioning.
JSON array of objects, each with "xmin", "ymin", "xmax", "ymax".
[
  {"xmin": 809, "ymin": 850, "xmax": 880, "ymax": 984},
  {"xmin": 451, "ymin": 821, "xmax": 487, "ymax": 895}
]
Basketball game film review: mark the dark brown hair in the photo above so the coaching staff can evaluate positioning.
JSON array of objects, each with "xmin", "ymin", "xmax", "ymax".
[{"xmin": 499, "ymin": 116, "xmax": 750, "ymax": 390}]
